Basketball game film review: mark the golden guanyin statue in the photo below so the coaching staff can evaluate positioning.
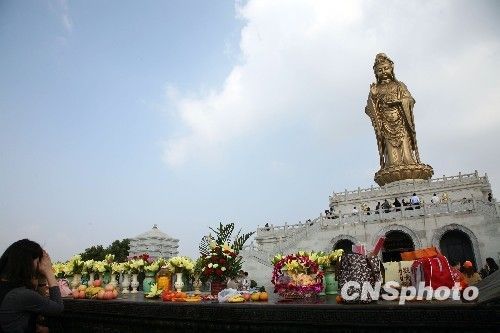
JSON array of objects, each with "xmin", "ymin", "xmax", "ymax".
[{"xmin": 365, "ymin": 53, "xmax": 433, "ymax": 186}]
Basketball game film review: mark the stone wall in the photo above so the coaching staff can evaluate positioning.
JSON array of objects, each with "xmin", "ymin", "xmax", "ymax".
[{"xmin": 242, "ymin": 172, "xmax": 500, "ymax": 289}]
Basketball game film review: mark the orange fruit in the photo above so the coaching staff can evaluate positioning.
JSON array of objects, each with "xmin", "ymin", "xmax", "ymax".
[
  {"xmin": 336, "ymin": 295, "xmax": 343, "ymax": 304},
  {"xmin": 259, "ymin": 292, "xmax": 268, "ymax": 301},
  {"xmin": 250, "ymin": 292, "xmax": 260, "ymax": 301}
]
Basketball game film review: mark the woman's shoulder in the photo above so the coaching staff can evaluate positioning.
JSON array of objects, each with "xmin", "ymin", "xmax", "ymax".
[{"xmin": 4, "ymin": 286, "xmax": 41, "ymax": 301}]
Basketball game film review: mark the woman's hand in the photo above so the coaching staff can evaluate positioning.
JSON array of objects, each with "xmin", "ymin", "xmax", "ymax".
[{"xmin": 39, "ymin": 251, "xmax": 58, "ymax": 287}]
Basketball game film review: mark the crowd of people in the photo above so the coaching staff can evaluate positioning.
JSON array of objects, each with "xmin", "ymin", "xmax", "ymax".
[{"xmin": 325, "ymin": 191, "xmax": 496, "ymax": 219}]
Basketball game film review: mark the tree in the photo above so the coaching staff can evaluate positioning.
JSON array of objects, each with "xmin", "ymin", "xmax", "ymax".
[
  {"xmin": 80, "ymin": 245, "xmax": 106, "ymax": 261},
  {"xmin": 106, "ymin": 239, "xmax": 130, "ymax": 262},
  {"xmin": 79, "ymin": 239, "xmax": 130, "ymax": 262}
]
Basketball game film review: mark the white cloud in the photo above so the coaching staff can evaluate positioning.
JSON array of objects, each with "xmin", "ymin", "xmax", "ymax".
[
  {"xmin": 163, "ymin": 0, "xmax": 500, "ymax": 190},
  {"xmin": 49, "ymin": 0, "xmax": 73, "ymax": 33}
]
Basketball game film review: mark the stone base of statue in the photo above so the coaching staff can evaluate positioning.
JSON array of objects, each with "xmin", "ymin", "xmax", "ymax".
[{"xmin": 374, "ymin": 164, "xmax": 434, "ymax": 186}]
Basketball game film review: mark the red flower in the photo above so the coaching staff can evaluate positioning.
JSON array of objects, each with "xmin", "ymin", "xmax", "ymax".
[
  {"xmin": 216, "ymin": 269, "xmax": 222, "ymax": 276},
  {"xmin": 219, "ymin": 258, "xmax": 226, "ymax": 264}
]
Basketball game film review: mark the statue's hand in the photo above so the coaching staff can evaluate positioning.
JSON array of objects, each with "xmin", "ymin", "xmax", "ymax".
[{"xmin": 370, "ymin": 83, "xmax": 377, "ymax": 96}]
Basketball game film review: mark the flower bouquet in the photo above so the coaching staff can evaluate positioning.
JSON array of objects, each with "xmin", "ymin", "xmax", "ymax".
[
  {"xmin": 272, "ymin": 251, "xmax": 323, "ymax": 299},
  {"xmin": 127, "ymin": 258, "xmax": 145, "ymax": 274},
  {"xmin": 316, "ymin": 249, "xmax": 344, "ymax": 270},
  {"xmin": 167, "ymin": 256, "xmax": 195, "ymax": 274},
  {"xmin": 66, "ymin": 255, "xmax": 85, "ymax": 275},
  {"xmin": 200, "ymin": 243, "xmax": 240, "ymax": 283}
]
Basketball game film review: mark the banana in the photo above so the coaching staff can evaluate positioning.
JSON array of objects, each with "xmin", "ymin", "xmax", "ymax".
[{"xmin": 228, "ymin": 295, "xmax": 245, "ymax": 303}]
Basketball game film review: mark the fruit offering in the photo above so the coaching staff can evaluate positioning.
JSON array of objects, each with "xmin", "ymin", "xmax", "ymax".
[
  {"xmin": 162, "ymin": 291, "xmax": 188, "ymax": 302},
  {"xmin": 227, "ymin": 294, "xmax": 245, "ymax": 303},
  {"xmin": 185, "ymin": 295, "xmax": 202, "ymax": 302},
  {"xmin": 250, "ymin": 287, "xmax": 269, "ymax": 302},
  {"xmin": 72, "ymin": 283, "xmax": 118, "ymax": 300}
]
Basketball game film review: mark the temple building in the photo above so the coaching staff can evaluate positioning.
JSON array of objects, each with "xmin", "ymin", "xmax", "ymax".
[
  {"xmin": 128, "ymin": 224, "xmax": 179, "ymax": 259},
  {"xmin": 240, "ymin": 54, "xmax": 500, "ymax": 289}
]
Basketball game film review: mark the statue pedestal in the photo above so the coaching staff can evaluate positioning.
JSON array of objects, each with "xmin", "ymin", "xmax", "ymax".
[{"xmin": 375, "ymin": 164, "xmax": 433, "ymax": 186}]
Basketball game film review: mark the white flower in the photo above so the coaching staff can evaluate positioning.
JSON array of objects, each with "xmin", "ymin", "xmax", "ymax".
[
  {"xmin": 213, "ymin": 263, "xmax": 218, "ymax": 268},
  {"xmin": 208, "ymin": 263, "xmax": 213, "ymax": 268},
  {"xmin": 221, "ymin": 267, "xmax": 226, "ymax": 271}
]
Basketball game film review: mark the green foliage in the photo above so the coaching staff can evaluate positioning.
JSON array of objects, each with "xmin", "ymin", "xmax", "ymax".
[
  {"xmin": 80, "ymin": 239, "xmax": 130, "ymax": 262},
  {"xmin": 106, "ymin": 239, "xmax": 130, "ymax": 262},
  {"xmin": 199, "ymin": 222, "xmax": 254, "ymax": 256},
  {"xmin": 80, "ymin": 245, "xmax": 106, "ymax": 261}
]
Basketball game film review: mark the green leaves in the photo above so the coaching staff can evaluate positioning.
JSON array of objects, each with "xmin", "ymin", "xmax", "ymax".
[{"xmin": 199, "ymin": 222, "xmax": 254, "ymax": 256}]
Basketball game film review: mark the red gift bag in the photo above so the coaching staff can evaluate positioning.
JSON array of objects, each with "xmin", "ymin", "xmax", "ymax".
[{"xmin": 411, "ymin": 255, "xmax": 454, "ymax": 289}]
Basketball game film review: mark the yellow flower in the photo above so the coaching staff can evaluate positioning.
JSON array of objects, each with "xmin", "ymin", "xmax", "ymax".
[{"xmin": 222, "ymin": 242, "xmax": 233, "ymax": 253}]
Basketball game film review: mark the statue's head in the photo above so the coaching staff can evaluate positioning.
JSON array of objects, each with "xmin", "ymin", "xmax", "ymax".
[{"xmin": 373, "ymin": 53, "xmax": 395, "ymax": 83}]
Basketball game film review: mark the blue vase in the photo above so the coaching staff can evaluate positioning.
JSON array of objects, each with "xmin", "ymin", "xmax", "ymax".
[{"xmin": 143, "ymin": 272, "xmax": 156, "ymax": 293}]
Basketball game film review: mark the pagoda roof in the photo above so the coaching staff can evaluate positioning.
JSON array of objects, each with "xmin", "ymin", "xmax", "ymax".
[{"xmin": 132, "ymin": 224, "xmax": 179, "ymax": 241}]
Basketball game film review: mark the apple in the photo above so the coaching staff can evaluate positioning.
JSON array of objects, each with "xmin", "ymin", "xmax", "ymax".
[
  {"xmin": 104, "ymin": 284, "xmax": 114, "ymax": 292},
  {"xmin": 72, "ymin": 290, "xmax": 80, "ymax": 299},
  {"xmin": 104, "ymin": 291, "xmax": 114, "ymax": 300},
  {"xmin": 78, "ymin": 290, "xmax": 85, "ymax": 299},
  {"xmin": 97, "ymin": 290, "xmax": 105, "ymax": 300},
  {"xmin": 93, "ymin": 279, "xmax": 102, "ymax": 287},
  {"xmin": 112, "ymin": 289, "xmax": 118, "ymax": 299},
  {"xmin": 242, "ymin": 293, "xmax": 251, "ymax": 301}
]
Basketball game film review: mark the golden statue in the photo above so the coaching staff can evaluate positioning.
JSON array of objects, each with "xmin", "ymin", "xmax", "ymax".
[{"xmin": 365, "ymin": 53, "xmax": 433, "ymax": 186}]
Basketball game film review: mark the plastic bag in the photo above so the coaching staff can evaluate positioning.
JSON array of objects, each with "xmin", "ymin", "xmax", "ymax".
[
  {"xmin": 58, "ymin": 279, "xmax": 72, "ymax": 297},
  {"xmin": 217, "ymin": 288, "xmax": 239, "ymax": 303}
]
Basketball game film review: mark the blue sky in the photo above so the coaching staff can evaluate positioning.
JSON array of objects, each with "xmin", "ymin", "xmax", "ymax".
[{"xmin": 1, "ymin": 0, "xmax": 500, "ymax": 261}]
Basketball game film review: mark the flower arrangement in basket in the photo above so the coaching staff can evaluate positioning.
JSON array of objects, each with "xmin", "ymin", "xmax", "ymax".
[
  {"xmin": 198, "ymin": 222, "xmax": 254, "ymax": 283},
  {"xmin": 200, "ymin": 242, "xmax": 240, "ymax": 282},
  {"xmin": 272, "ymin": 251, "xmax": 324, "ymax": 299}
]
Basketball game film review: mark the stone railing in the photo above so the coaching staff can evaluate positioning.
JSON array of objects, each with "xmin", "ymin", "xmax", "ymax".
[
  {"xmin": 321, "ymin": 199, "xmax": 498, "ymax": 226},
  {"xmin": 252, "ymin": 200, "xmax": 498, "ymax": 253},
  {"xmin": 255, "ymin": 220, "xmax": 312, "ymax": 237},
  {"xmin": 240, "ymin": 248, "xmax": 273, "ymax": 268},
  {"xmin": 330, "ymin": 171, "xmax": 489, "ymax": 204},
  {"xmin": 254, "ymin": 216, "xmax": 324, "ymax": 255}
]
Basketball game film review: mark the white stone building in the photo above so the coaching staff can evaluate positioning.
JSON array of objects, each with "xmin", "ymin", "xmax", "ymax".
[
  {"xmin": 128, "ymin": 224, "xmax": 179, "ymax": 259},
  {"xmin": 240, "ymin": 171, "xmax": 500, "ymax": 289}
]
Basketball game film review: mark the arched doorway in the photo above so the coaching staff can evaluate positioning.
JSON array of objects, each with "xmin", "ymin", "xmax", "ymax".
[
  {"xmin": 333, "ymin": 239, "xmax": 354, "ymax": 253},
  {"xmin": 382, "ymin": 230, "xmax": 415, "ymax": 262},
  {"xmin": 439, "ymin": 230, "xmax": 475, "ymax": 269}
]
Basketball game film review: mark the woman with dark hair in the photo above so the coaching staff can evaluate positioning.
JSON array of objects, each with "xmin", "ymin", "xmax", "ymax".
[
  {"xmin": 480, "ymin": 257, "xmax": 499, "ymax": 278},
  {"xmin": 0, "ymin": 239, "xmax": 63, "ymax": 332}
]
